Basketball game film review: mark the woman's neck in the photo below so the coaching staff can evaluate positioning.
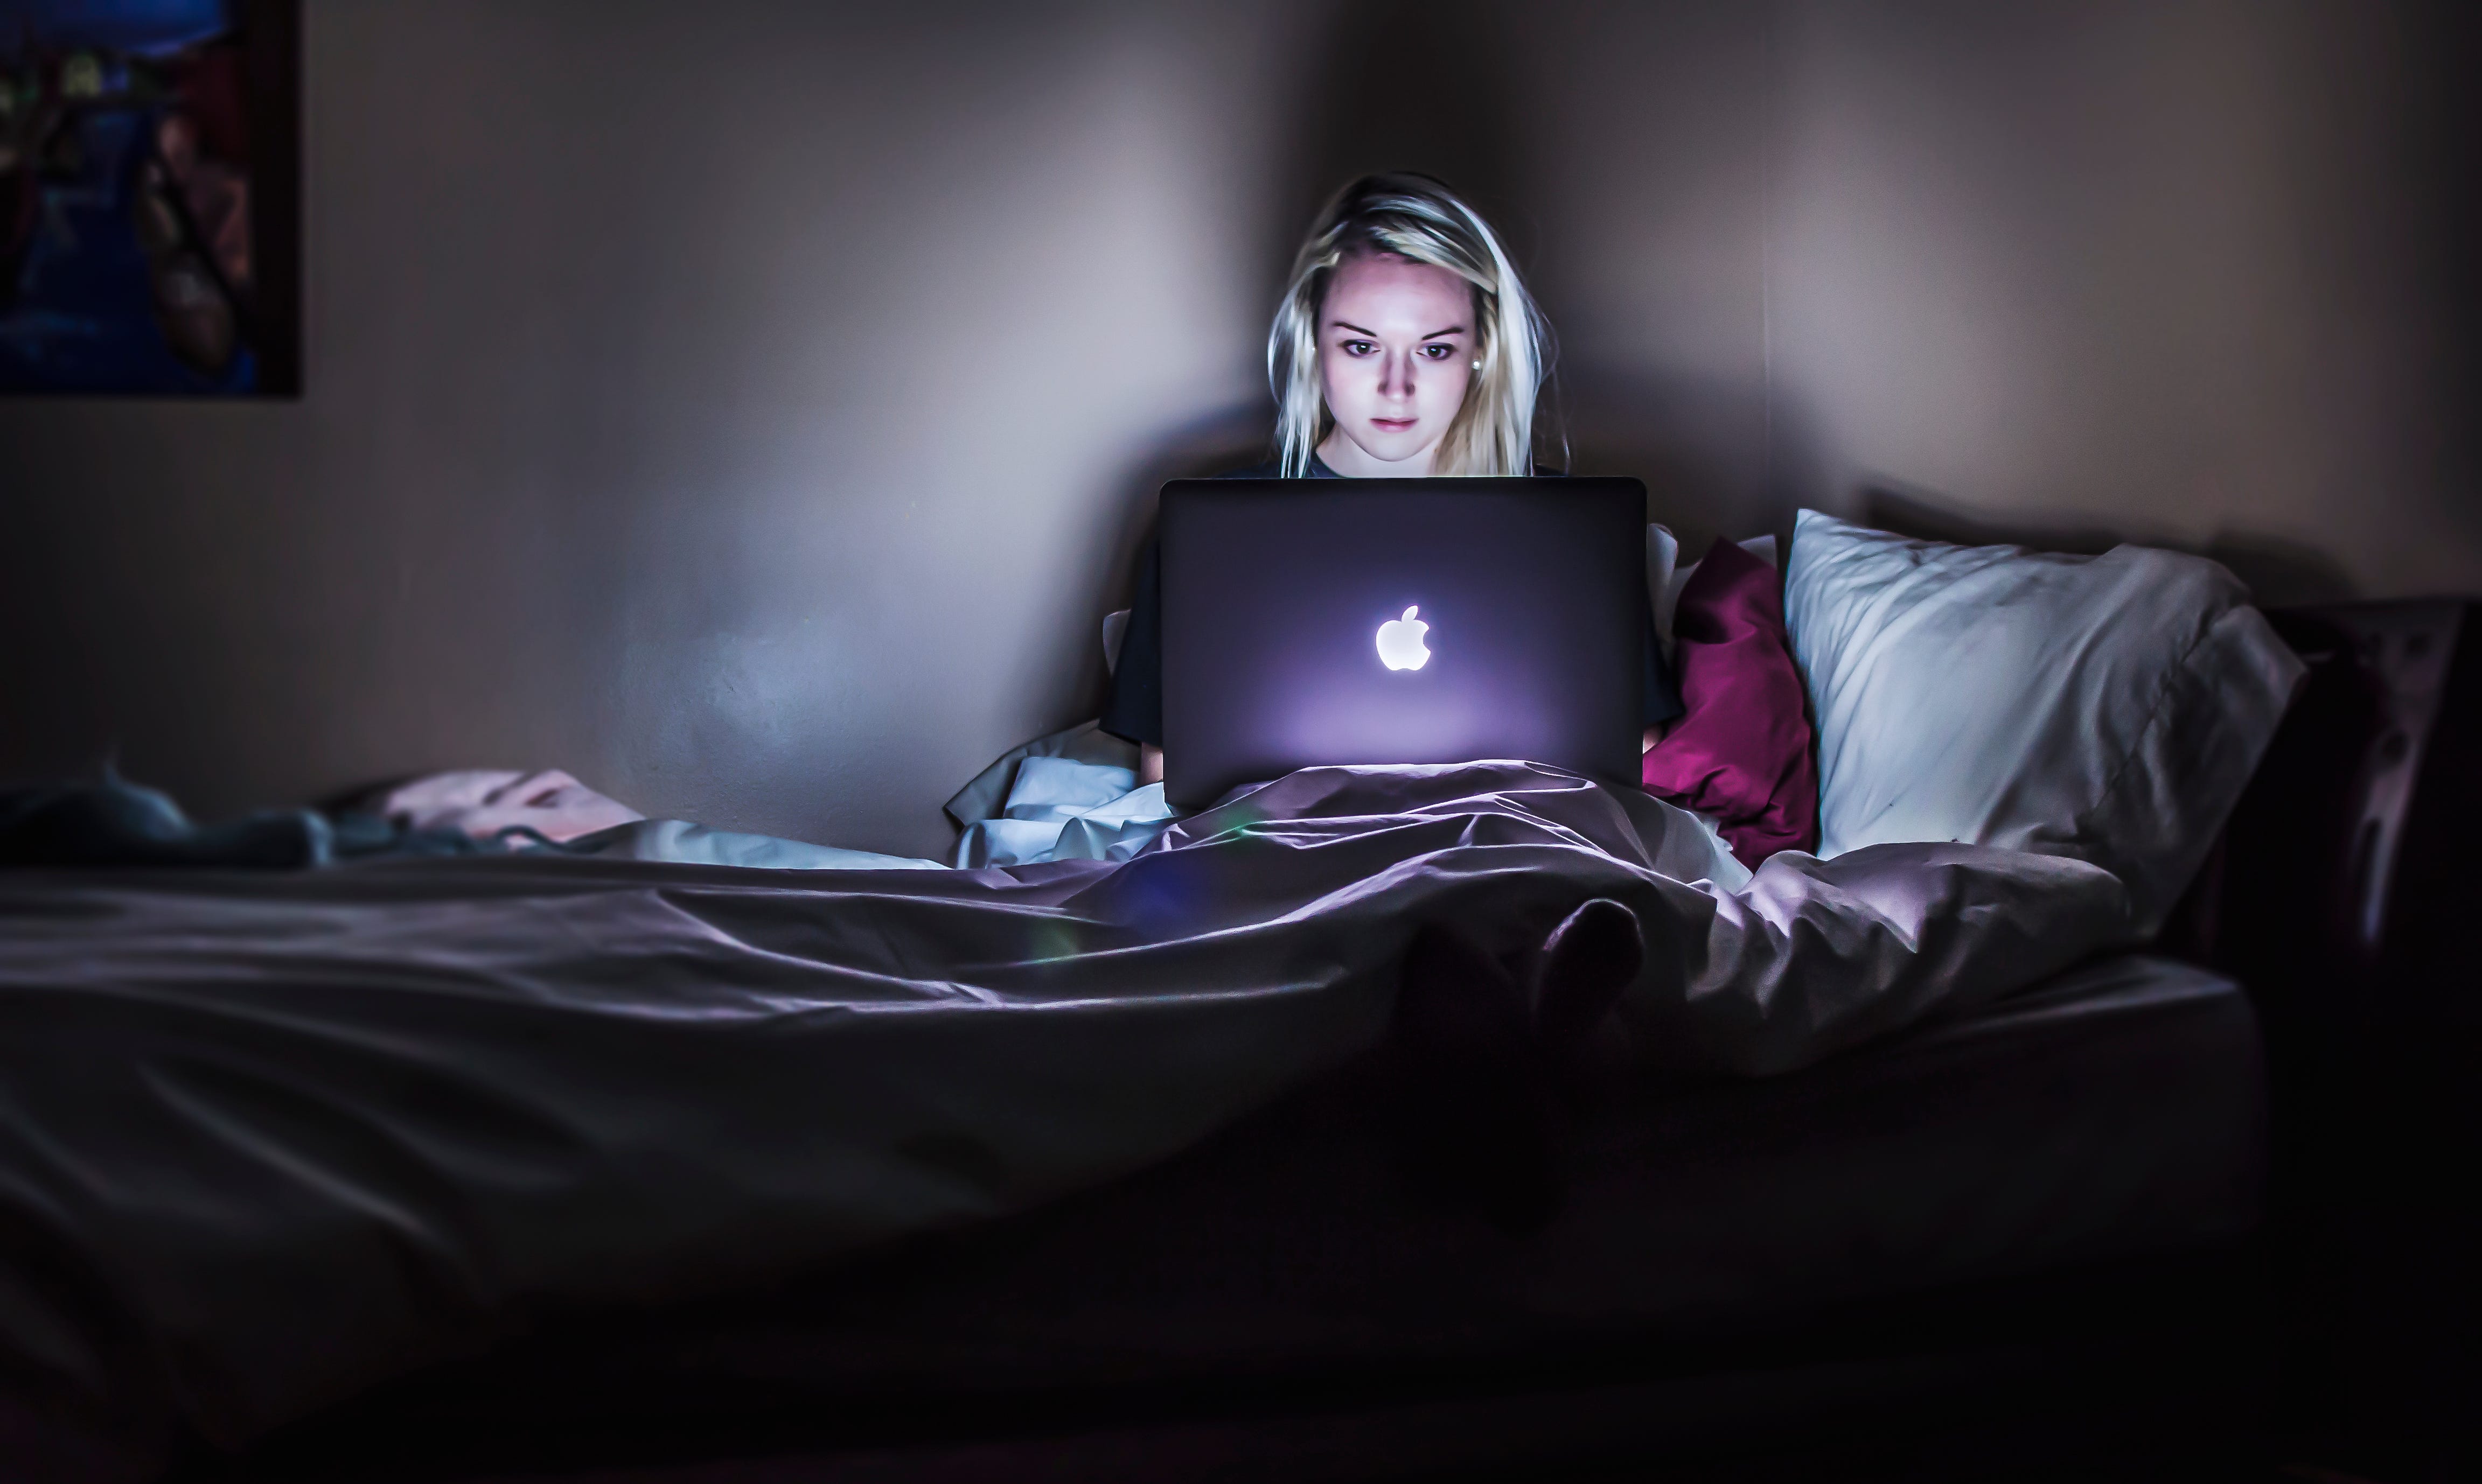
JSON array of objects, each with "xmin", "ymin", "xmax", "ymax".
[{"xmin": 1316, "ymin": 429, "xmax": 1442, "ymax": 478}]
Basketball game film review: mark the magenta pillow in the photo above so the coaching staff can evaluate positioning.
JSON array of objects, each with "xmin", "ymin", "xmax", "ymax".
[{"xmin": 1641, "ymin": 536, "xmax": 1819, "ymax": 867}]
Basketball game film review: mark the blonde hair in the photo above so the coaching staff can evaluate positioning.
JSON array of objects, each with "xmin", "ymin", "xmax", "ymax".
[{"xmin": 1266, "ymin": 173, "xmax": 1556, "ymax": 478}]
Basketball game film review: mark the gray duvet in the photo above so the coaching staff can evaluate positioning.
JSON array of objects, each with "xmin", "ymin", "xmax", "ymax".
[{"xmin": 0, "ymin": 762, "xmax": 2129, "ymax": 1478}]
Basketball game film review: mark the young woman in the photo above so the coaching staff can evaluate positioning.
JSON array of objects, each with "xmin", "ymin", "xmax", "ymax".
[
  {"xmin": 1100, "ymin": 173, "xmax": 1684, "ymax": 786},
  {"xmin": 1102, "ymin": 176, "xmax": 1674, "ymax": 1222}
]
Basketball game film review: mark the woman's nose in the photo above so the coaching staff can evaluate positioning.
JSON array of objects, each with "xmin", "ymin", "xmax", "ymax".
[{"xmin": 1382, "ymin": 351, "xmax": 1415, "ymax": 399}]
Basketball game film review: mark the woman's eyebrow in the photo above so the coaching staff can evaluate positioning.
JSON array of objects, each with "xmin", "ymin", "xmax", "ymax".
[{"xmin": 1323, "ymin": 320, "xmax": 1471, "ymax": 339}]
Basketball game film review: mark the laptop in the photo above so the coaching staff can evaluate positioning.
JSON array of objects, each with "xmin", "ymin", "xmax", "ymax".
[{"xmin": 1157, "ymin": 477, "xmax": 1647, "ymax": 809}]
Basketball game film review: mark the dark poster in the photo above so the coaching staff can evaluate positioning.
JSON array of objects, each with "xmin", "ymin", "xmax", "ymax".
[{"xmin": 1, "ymin": 0, "xmax": 299, "ymax": 395}]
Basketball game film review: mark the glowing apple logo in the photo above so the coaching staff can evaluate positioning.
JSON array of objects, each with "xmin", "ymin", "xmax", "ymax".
[{"xmin": 1375, "ymin": 605, "xmax": 1432, "ymax": 671}]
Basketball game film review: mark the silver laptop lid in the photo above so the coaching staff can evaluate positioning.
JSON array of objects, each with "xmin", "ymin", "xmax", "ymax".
[{"xmin": 1159, "ymin": 477, "xmax": 1646, "ymax": 809}]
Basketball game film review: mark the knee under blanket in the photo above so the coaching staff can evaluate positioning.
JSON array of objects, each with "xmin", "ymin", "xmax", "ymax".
[{"xmin": 0, "ymin": 762, "xmax": 2130, "ymax": 1477}]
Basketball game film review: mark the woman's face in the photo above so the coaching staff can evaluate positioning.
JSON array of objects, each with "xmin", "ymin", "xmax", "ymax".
[{"xmin": 1316, "ymin": 251, "xmax": 1477, "ymax": 475}]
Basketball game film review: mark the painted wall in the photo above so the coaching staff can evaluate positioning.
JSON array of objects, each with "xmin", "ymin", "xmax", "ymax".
[
  {"xmin": 3, "ymin": 1, "xmax": 2472, "ymax": 854},
  {"xmin": 1, "ymin": 2, "xmax": 1314, "ymax": 856},
  {"xmin": 1766, "ymin": 0, "xmax": 2482, "ymax": 603},
  {"xmin": 1278, "ymin": 2, "xmax": 1777, "ymax": 550}
]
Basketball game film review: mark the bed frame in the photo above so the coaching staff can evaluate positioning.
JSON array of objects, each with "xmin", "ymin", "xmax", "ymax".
[
  {"xmin": 2176, "ymin": 599, "xmax": 2480, "ymax": 1480},
  {"xmin": 172, "ymin": 600, "xmax": 2478, "ymax": 1484}
]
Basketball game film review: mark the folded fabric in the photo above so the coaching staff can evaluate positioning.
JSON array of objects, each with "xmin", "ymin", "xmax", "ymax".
[
  {"xmin": 0, "ymin": 775, "xmax": 493, "ymax": 869},
  {"xmin": 943, "ymin": 719, "xmax": 1141, "ymax": 831},
  {"xmin": 556, "ymin": 819, "xmax": 944, "ymax": 871},
  {"xmin": 365, "ymin": 768, "xmax": 647, "ymax": 844},
  {"xmin": 946, "ymin": 724, "xmax": 1743, "ymax": 876},
  {"xmin": 543, "ymin": 751, "xmax": 1175, "ymax": 873},
  {"xmin": 0, "ymin": 761, "xmax": 2115, "ymax": 1474},
  {"xmin": 1641, "ymin": 536, "xmax": 1819, "ymax": 868},
  {"xmin": 951, "ymin": 753, "xmax": 1181, "ymax": 867},
  {"xmin": 341, "ymin": 726, "xmax": 1173, "ymax": 877},
  {"xmin": 1648, "ymin": 526, "xmax": 1779, "ymax": 664}
]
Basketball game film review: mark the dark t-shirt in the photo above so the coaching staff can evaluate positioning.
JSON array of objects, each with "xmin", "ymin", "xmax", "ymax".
[{"xmin": 1099, "ymin": 458, "xmax": 1685, "ymax": 746}]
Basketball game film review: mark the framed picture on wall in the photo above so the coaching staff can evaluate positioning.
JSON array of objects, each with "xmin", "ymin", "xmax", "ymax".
[{"xmin": 1, "ymin": 0, "xmax": 299, "ymax": 395}]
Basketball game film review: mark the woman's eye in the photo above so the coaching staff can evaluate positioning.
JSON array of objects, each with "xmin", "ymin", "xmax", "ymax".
[
  {"xmin": 1421, "ymin": 345, "xmax": 1453, "ymax": 359},
  {"xmin": 1342, "ymin": 340, "xmax": 1375, "ymax": 356}
]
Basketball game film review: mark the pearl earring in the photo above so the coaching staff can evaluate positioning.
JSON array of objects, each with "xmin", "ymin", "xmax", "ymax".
[{"xmin": 1470, "ymin": 359, "xmax": 1482, "ymax": 370}]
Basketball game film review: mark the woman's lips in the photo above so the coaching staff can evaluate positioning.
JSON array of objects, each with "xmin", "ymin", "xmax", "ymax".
[{"xmin": 1370, "ymin": 417, "xmax": 1417, "ymax": 432}]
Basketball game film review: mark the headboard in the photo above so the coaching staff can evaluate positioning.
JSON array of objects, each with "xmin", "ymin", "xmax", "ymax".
[{"xmin": 2171, "ymin": 598, "xmax": 2476, "ymax": 1016}]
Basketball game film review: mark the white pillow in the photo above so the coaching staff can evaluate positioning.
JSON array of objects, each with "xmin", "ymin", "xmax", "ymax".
[{"xmin": 1783, "ymin": 510, "xmax": 2304, "ymax": 934}]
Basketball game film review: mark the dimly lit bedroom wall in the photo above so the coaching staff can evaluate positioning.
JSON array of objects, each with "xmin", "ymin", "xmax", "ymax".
[
  {"xmin": 0, "ymin": 0, "xmax": 1772, "ymax": 854},
  {"xmin": 1766, "ymin": 0, "xmax": 2482, "ymax": 602},
  {"xmin": 0, "ymin": 2, "xmax": 1328, "ymax": 855},
  {"xmin": 2, "ymin": 1, "xmax": 2473, "ymax": 855}
]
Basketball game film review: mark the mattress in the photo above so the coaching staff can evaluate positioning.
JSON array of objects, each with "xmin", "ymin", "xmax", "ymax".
[{"xmin": 248, "ymin": 953, "xmax": 2265, "ymax": 1476}]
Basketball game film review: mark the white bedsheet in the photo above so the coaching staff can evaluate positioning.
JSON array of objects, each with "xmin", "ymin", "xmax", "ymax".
[
  {"xmin": 0, "ymin": 762, "xmax": 2128, "ymax": 1476},
  {"xmin": 515, "ymin": 722, "xmax": 1180, "ymax": 872}
]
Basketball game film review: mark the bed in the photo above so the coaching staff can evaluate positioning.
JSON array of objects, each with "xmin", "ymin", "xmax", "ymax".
[
  {"xmin": 207, "ymin": 954, "xmax": 2266, "ymax": 1484},
  {"xmin": 201, "ymin": 596, "xmax": 2463, "ymax": 1484},
  {"xmin": 6, "ymin": 520, "xmax": 2419, "ymax": 1483}
]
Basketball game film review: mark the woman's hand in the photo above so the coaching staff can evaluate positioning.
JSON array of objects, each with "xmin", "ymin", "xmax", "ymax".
[{"xmin": 1139, "ymin": 744, "xmax": 1165, "ymax": 786}]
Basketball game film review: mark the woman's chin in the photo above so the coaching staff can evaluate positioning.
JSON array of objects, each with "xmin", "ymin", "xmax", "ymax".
[{"xmin": 1333, "ymin": 432, "xmax": 1437, "ymax": 472}]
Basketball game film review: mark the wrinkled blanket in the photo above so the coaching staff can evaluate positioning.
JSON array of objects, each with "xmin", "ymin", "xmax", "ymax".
[{"xmin": 0, "ymin": 762, "xmax": 2129, "ymax": 1477}]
